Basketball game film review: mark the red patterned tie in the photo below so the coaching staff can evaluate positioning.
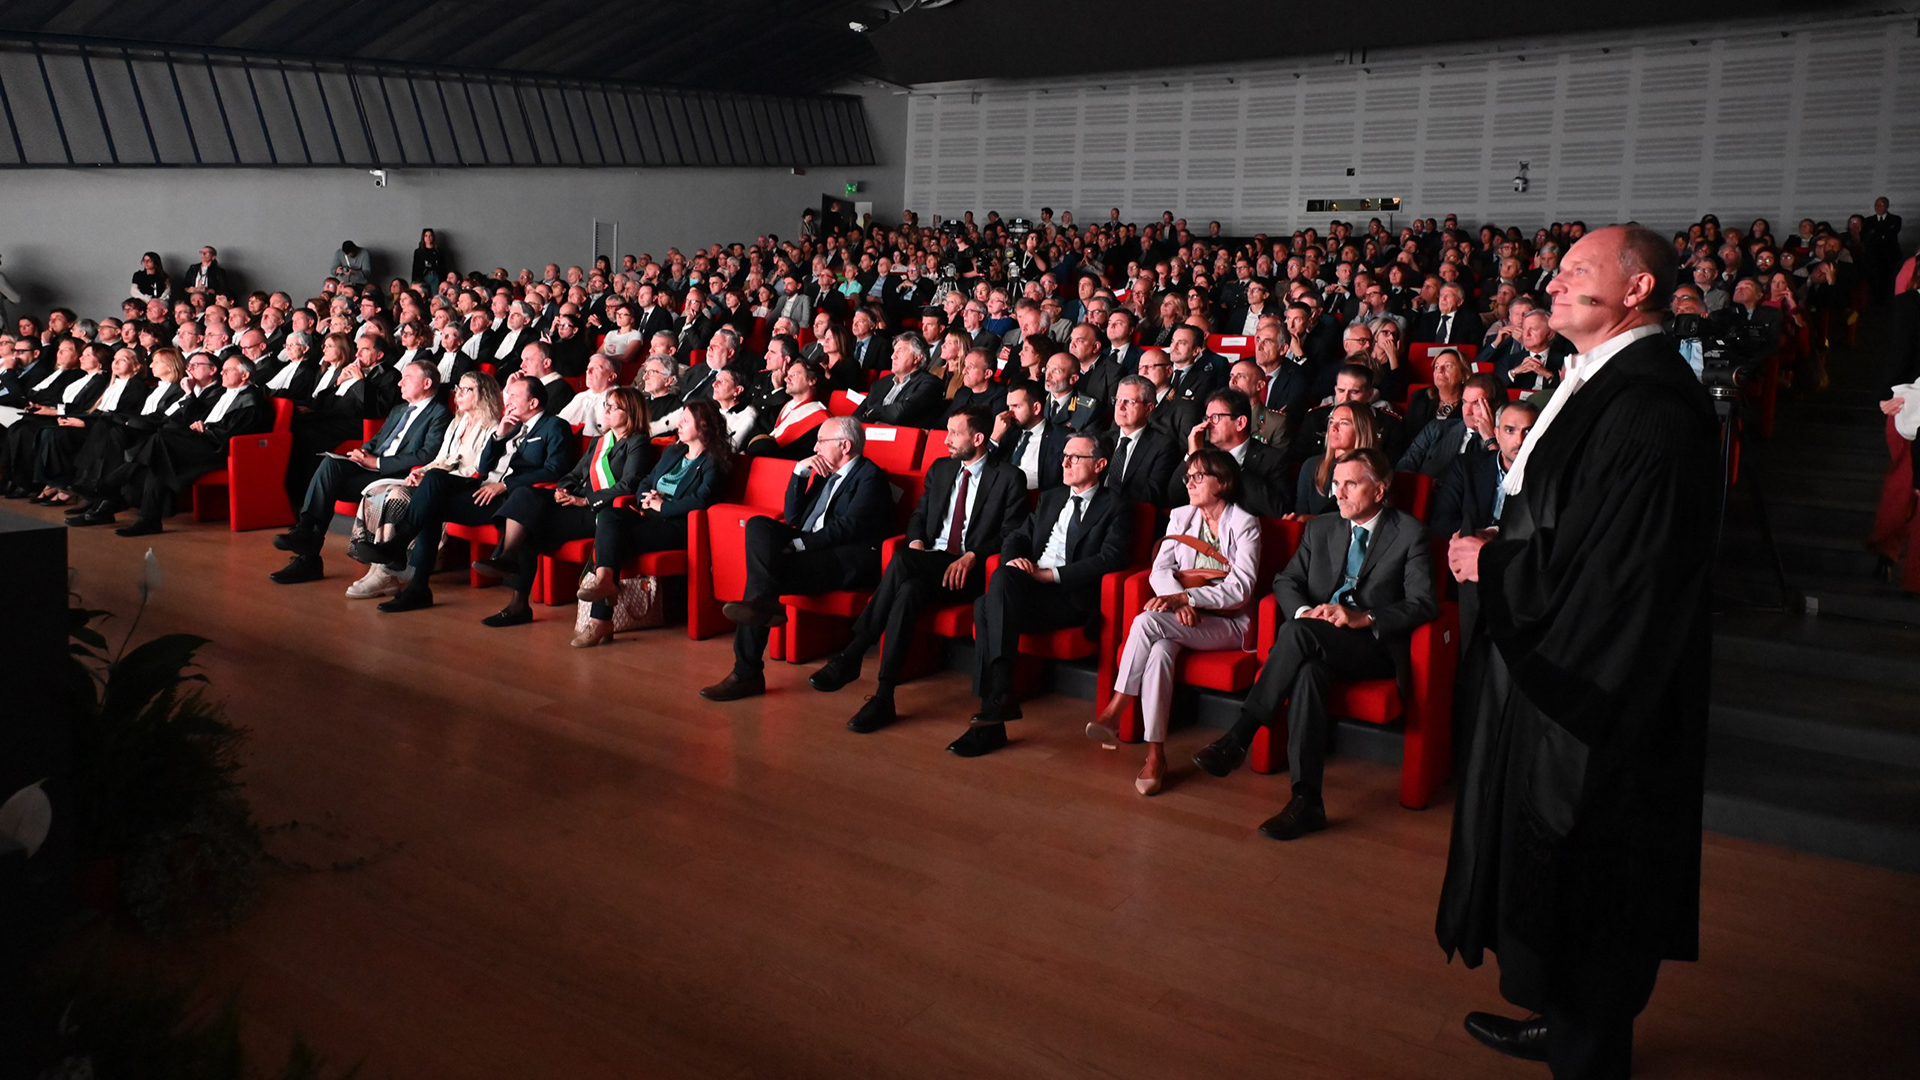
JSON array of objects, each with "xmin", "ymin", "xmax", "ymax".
[{"xmin": 945, "ymin": 467, "xmax": 970, "ymax": 550}]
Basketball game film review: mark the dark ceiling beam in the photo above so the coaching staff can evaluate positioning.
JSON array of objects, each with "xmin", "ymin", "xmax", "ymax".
[
  {"xmin": 207, "ymin": 0, "xmax": 308, "ymax": 49},
  {"xmin": 40, "ymin": 0, "xmax": 123, "ymax": 35},
  {"xmin": 346, "ymin": 0, "xmax": 472, "ymax": 62},
  {"xmin": 439, "ymin": 7, "xmax": 569, "ymax": 70}
]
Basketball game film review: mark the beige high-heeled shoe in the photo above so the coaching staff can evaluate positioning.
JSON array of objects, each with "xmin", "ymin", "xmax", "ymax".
[
  {"xmin": 571, "ymin": 618, "xmax": 614, "ymax": 648},
  {"xmin": 1135, "ymin": 755, "xmax": 1165, "ymax": 796}
]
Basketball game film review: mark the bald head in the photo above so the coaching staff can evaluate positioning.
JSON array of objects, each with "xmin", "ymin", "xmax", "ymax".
[{"xmin": 1545, "ymin": 226, "xmax": 1675, "ymax": 351}]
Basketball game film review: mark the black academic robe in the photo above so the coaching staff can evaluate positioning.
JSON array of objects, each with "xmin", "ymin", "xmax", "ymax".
[{"xmin": 1436, "ymin": 332, "xmax": 1718, "ymax": 1007}]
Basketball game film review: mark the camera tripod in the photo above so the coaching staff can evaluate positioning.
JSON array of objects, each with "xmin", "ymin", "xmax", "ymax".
[{"xmin": 1711, "ymin": 389, "xmax": 1798, "ymax": 613}]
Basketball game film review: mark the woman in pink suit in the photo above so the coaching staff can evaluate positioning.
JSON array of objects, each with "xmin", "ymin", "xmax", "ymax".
[{"xmin": 1089, "ymin": 448, "xmax": 1263, "ymax": 795}]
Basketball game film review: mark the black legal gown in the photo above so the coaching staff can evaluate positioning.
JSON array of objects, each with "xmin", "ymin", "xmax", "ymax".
[{"xmin": 1435, "ymin": 332, "xmax": 1718, "ymax": 1007}]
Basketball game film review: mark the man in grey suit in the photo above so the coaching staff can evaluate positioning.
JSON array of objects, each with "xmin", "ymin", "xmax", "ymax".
[{"xmin": 1192, "ymin": 446, "xmax": 1438, "ymax": 839}]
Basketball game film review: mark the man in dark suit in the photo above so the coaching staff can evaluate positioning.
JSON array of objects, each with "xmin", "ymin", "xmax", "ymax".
[
  {"xmin": 809, "ymin": 408, "xmax": 1028, "ymax": 731},
  {"xmin": 679, "ymin": 327, "xmax": 742, "ymax": 403},
  {"xmin": 1135, "ymin": 349, "xmax": 1200, "ymax": 446},
  {"xmin": 1430, "ymin": 398, "xmax": 1535, "ymax": 541},
  {"xmin": 1294, "ymin": 364, "xmax": 1410, "ymax": 465},
  {"xmin": 1102, "ymin": 309, "xmax": 1147, "ymax": 375},
  {"xmin": 630, "ymin": 283, "xmax": 676, "ymax": 342},
  {"xmin": 377, "ymin": 374, "xmax": 576, "ymax": 613},
  {"xmin": 268, "ymin": 359, "xmax": 454, "ymax": 584},
  {"xmin": 704, "ymin": 416, "xmax": 895, "ymax": 701},
  {"xmin": 946, "ymin": 347, "xmax": 1007, "ymax": 420},
  {"xmin": 1412, "ymin": 284, "xmax": 1482, "ymax": 346},
  {"xmin": 184, "ymin": 245, "xmax": 234, "ymax": 299},
  {"xmin": 1399, "ymin": 374, "xmax": 1499, "ymax": 478},
  {"xmin": 674, "ymin": 289, "xmax": 715, "ymax": 362},
  {"xmin": 1192, "ymin": 446, "xmax": 1437, "ymax": 836},
  {"xmin": 1174, "ymin": 387, "xmax": 1293, "ymax": 516},
  {"xmin": 1864, "ymin": 196, "xmax": 1904, "ymax": 302},
  {"xmin": 1039, "ymin": 350, "xmax": 1104, "ymax": 434},
  {"xmin": 1221, "ymin": 278, "xmax": 1281, "ymax": 336},
  {"xmin": 950, "ymin": 431, "xmax": 1134, "ymax": 757},
  {"xmin": 83, "ymin": 355, "xmax": 274, "ymax": 536},
  {"xmin": 1106, "ymin": 375, "xmax": 1181, "ymax": 508},
  {"xmin": 1164, "ymin": 325, "xmax": 1225, "ymax": 403},
  {"xmin": 1438, "ymin": 226, "xmax": 1718, "ymax": 1080},
  {"xmin": 853, "ymin": 333, "xmax": 946, "ymax": 429},
  {"xmin": 1484, "ymin": 309, "xmax": 1572, "ymax": 394},
  {"xmin": 1066, "ymin": 322, "xmax": 1122, "ymax": 418},
  {"xmin": 515, "ymin": 342, "xmax": 576, "ymax": 417},
  {"xmin": 480, "ymin": 301, "xmax": 537, "ymax": 369},
  {"xmin": 989, "ymin": 380, "xmax": 1065, "ymax": 491}
]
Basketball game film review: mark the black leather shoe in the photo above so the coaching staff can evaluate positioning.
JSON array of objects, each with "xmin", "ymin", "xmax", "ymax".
[
  {"xmin": 1191, "ymin": 734, "xmax": 1248, "ymax": 778},
  {"xmin": 1258, "ymin": 794, "xmax": 1329, "ymax": 841},
  {"xmin": 700, "ymin": 671, "xmax": 765, "ymax": 701},
  {"xmin": 947, "ymin": 723, "xmax": 1008, "ymax": 757},
  {"xmin": 64, "ymin": 502, "xmax": 94, "ymax": 518},
  {"xmin": 721, "ymin": 597, "xmax": 787, "ymax": 628},
  {"xmin": 378, "ymin": 588, "xmax": 433, "ymax": 613},
  {"xmin": 480, "ymin": 605, "xmax": 532, "ymax": 628},
  {"xmin": 348, "ymin": 537, "xmax": 401, "ymax": 566},
  {"xmin": 809, "ymin": 655, "xmax": 860, "ymax": 692},
  {"xmin": 114, "ymin": 518, "xmax": 162, "ymax": 537},
  {"xmin": 3, "ymin": 484, "xmax": 31, "ymax": 499},
  {"xmin": 846, "ymin": 695, "xmax": 896, "ymax": 733},
  {"xmin": 1463, "ymin": 1012, "xmax": 1550, "ymax": 1063},
  {"xmin": 969, "ymin": 698, "xmax": 1023, "ymax": 725},
  {"xmin": 270, "ymin": 554, "xmax": 324, "ymax": 585},
  {"xmin": 69, "ymin": 506, "xmax": 118, "ymax": 527},
  {"xmin": 470, "ymin": 554, "xmax": 513, "ymax": 580}
]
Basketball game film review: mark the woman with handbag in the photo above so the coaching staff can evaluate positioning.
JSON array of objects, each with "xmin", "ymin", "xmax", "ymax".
[
  {"xmin": 472, "ymin": 386, "xmax": 653, "ymax": 630},
  {"xmin": 574, "ymin": 399, "xmax": 732, "ymax": 647},
  {"xmin": 1088, "ymin": 448, "xmax": 1261, "ymax": 796},
  {"xmin": 342, "ymin": 371, "xmax": 502, "ymax": 599}
]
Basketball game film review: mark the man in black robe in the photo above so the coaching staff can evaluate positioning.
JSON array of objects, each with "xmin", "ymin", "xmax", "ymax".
[{"xmin": 1436, "ymin": 225, "xmax": 1718, "ymax": 1080}]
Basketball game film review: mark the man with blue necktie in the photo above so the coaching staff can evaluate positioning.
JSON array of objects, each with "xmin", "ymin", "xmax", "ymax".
[{"xmin": 1191, "ymin": 446, "xmax": 1438, "ymax": 839}]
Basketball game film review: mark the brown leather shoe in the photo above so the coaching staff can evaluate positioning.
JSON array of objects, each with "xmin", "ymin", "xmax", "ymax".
[
  {"xmin": 699, "ymin": 671, "xmax": 765, "ymax": 701},
  {"xmin": 577, "ymin": 567, "xmax": 617, "ymax": 603}
]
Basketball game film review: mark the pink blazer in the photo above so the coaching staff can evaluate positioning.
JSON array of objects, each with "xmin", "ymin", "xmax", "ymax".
[{"xmin": 1149, "ymin": 501, "xmax": 1263, "ymax": 649}]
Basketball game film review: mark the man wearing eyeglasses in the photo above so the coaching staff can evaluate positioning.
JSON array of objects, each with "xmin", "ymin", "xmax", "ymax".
[
  {"xmin": 950, "ymin": 431, "xmax": 1133, "ymax": 758},
  {"xmin": 1178, "ymin": 388, "xmax": 1293, "ymax": 517},
  {"xmin": 704, "ymin": 416, "xmax": 894, "ymax": 702}
]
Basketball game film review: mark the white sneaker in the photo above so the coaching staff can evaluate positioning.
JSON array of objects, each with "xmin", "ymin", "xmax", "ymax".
[{"xmin": 345, "ymin": 564, "xmax": 403, "ymax": 599}]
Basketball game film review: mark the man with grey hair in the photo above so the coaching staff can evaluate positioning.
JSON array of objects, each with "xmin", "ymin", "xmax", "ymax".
[
  {"xmin": 680, "ymin": 326, "xmax": 740, "ymax": 402},
  {"xmin": 703, "ymin": 415, "xmax": 895, "ymax": 702},
  {"xmin": 485, "ymin": 300, "xmax": 536, "ymax": 365},
  {"xmin": 853, "ymin": 332, "xmax": 945, "ymax": 428},
  {"xmin": 1414, "ymin": 282, "xmax": 1480, "ymax": 346}
]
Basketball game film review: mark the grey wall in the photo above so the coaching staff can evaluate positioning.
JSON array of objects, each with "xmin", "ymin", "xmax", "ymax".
[
  {"xmin": 902, "ymin": 10, "xmax": 1919, "ymax": 241},
  {"xmin": 0, "ymin": 84, "xmax": 910, "ymax": 319}
]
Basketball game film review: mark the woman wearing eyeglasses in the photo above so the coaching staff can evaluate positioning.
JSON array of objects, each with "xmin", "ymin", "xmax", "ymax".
[{"xmin": 1089, "ymin": 448, "xmax": 1260, "ymax": 796}]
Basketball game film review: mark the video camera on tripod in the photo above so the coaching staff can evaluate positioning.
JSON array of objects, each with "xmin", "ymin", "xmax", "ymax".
[{"xmin": 1670, "ymin": 312, "xmax": 1764, "ymax": 403}]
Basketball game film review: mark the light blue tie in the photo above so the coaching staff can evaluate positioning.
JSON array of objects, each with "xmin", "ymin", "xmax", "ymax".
[
  {"xmin": 803, "ymin": 473, "xmax": 840, "ymax": 532},
  {"xmin": 1331, "ymin": 524, "xmax": 1368, "ymax": 605}
]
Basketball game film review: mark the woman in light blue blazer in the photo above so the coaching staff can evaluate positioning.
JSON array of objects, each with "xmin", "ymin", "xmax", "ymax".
[{"xmin": 1091, "ymin": 447, "xmax": 1262, "ymax": 796}]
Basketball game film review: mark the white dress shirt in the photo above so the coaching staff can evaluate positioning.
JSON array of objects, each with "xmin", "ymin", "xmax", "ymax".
[
  {"xmin": 203, "ymin": 385, "xmax": 245, "ymax": 425},
  {"xmin": 930, "ymin": 456, "xmax": 986, "ymax": 553},
  {"xmin": 1504, "ymin": 323, "xmax": 1663, "ymax": 495},
  {"xmin": 1038, "ymin": 487, "xmax": 1093, "ymax": 570}
]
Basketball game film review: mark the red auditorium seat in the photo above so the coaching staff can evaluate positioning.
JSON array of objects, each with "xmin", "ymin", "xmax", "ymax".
[
  {"xmin": 1208, "ymin": 334, "xmax": 1257, "ymax": 358},
  {"xmin": 701, "ymin": 456, "xmax": 806, "ymax": 643},
  {"xmin": 858, "ymin": 424, "xmax": 925, "ymax": 474},
  {"xmin": 828, "ymin": 390, "xmax": 861, "ymax": 417},
  {"xmin": 189, "ymin": 396, "xmax": 296, "ymax": 532}
]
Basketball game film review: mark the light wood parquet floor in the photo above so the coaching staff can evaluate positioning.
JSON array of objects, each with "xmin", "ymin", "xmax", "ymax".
[{"xmin": 42, "ymin": 503, "xmax": 1920, "ymax": 1079}]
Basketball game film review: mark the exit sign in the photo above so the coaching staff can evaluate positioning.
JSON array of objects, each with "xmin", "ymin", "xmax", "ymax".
[{"xmin": 845, "ymin": 181, "xmax": 861, "ymax": 196}]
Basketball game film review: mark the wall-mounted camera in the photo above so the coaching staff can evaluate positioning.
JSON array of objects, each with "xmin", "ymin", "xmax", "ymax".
[
  {"xmin": 369, "ymin": 169, "xmax": 389, "ymax": 188},
  {"xmin": 1512, "ymin": 161, "xmax": 1530, "ymax": 194}
]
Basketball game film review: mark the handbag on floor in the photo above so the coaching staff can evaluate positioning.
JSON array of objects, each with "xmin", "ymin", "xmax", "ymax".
[{"xmin": 576, "ymin": 572, "xmax": 664, "ymax": 633}]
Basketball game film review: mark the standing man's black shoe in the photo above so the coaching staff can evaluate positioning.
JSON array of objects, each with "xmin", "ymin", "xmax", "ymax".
[
  {"xmin": 378, "ymin": 587, "xmax": 433, "ymax": 613},
  {"xmin": 114, "ymin": 518, "xmax": 162, "ymax": 538},
  {"xmin": 1257, "ymin": 794, "xmax": 1328, "ymax": 840},
  {"xmin": 846, "ymin": 696, "xmax": 896, "ymax": 733},
  {"xmin": 809, "ymin": 654, "xmax": 860, "ymax": 692},
  {"xmin": 1463, "ymin": 1012, "xmax": 1550, "ymax": 1063},
  {"xmin": 700, "ymin": 671, "xmax": 765, "ymax": 701},
  {"xmin": 1191, "ymin": 734, "xmax": 1248, "ymax": 777},
  {"xmin": 946, "ymin": 723, "xmax": 1008, "ymax": 757},
  {"xmin": 270, "ymin": 554, "xmax": 324, "ymax": 584}
]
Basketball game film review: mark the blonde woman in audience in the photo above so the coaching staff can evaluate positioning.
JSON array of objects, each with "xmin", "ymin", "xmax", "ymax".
[
  {"xmin": 1090, "ymin": 448, "xmax": 1261, "ymax": 796},
  {"xmin": 1293, "ymin": 403, "xmax": 1378, "ymax": 518},
  {"xmin": 342, "ymin": 370, "xmax": 502, "ymax": 599}
]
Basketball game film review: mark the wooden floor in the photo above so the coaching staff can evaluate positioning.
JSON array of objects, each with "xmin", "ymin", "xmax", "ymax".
[{"xmin": 43, "ymin": 503, "xmax": 1920, "ymax": 1079}]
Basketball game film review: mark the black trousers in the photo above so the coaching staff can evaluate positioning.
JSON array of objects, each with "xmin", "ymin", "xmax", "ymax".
[
  {"xmin": 399, "ymin": 470, "xmax": 497, "ymax": 580},
  {"xmin": 732, "ymin": 515, "xmax": 878, "ymax": 675},
  {"xmin": 287, "ymin": 412, "xmax": 363, "ymax": 504},
  {"xmin": 34, "ymin": 420, "xmax": 96, "ymax": 488},
  {"xmin": 296, "ymin": 456, "xmax": 382, "ymax": 536},
  {"xmin": 496, "ymin": 485, "xmax": 596, "ymax": 593},
  {"xmin": 1499, "ymin": 933, "xmax": 1662, "ymax": 1080},
  {"xmin": 70, "ymin": 420, "xmax": 141, "ymax": 495},
  {"xmin": 118, "ymin": 428, "xmax": 225, "ymax": 522},
  {"xmin": 1230, "ymin": 616, "xmax": 1395, "ymax": 796},
  {"xmin": 3, "ymin": 415, "xmax": 56, "ymax": 486},
  {"xmin": 971, "ymin": 563, "xmax": 1095, "ymax": 704},
  {"xmin": 840, "ymin": 546, "xmax": 980, "ymax": 688},
  {"xmin": 591, "ymin": 509, "xmax": 688, "ymax": 619}
]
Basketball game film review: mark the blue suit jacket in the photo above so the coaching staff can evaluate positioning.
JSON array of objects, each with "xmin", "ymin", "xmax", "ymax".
[
  {"xmin": 785, "ymin": 454, "xmax": 893, "ymax": 552},
  {"xmin": 480, "ymin": 410, "xmax": 576, "ymax": 489}
]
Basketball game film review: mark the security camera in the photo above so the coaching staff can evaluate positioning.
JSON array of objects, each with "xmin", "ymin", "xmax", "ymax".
[
  {"xmin": 1512, "ymin": 161, "xmax": 1530, "ymax": 194},
  {"xmin": 369, "ymin": 169, "xmax": 389, "ymax": 188}
]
